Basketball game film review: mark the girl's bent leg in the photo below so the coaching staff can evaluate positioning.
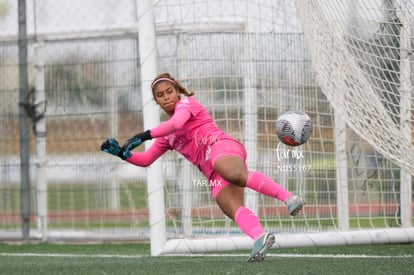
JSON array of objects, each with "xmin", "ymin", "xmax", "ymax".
[
  {"xmin": 246, "ymin": 171, "xmax": 293, "ymax": 202},
  {"xmin": 234, "ymin": 206, "xmax": 265, "ymax": 240},
  {"xmin": 213, "ymin": 155, "xmax": 293, "ymax": 202},
  {"xmin": 215, "ymin": 183, "xmax": 264, "ymax": 240}
]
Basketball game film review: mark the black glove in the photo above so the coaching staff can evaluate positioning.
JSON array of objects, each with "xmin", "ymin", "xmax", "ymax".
[
  {"xmin": 120, "ymin": 130, "xmax": 152, "ymax": 159},
  {"xmin": 101, "ymin": 138, "xmax": 127, "ymax": 160}
]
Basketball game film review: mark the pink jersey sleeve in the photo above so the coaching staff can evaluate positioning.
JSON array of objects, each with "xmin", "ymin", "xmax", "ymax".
[
  {"xmin": 126, "ymin": 138, "xmax": 170, "ymax": 167},
  {"xmin": 149, "ymin": 100, "xmax": 192, "ymax": 138}
]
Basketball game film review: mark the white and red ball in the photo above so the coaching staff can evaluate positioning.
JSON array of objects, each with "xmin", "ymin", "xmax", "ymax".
[{"xmin": 276, "ymin": 110, "xmax": 312, "ymax": 146}]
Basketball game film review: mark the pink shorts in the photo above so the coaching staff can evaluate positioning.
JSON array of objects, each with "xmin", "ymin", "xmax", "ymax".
[{"xmin": 207, "ymin": 138, "xmax": 247, "ymax": 199}]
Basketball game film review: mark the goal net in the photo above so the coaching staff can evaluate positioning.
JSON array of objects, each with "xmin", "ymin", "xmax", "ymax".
[
  {"xmin": 0, "ymin": 0, "xmax": 412, "ymax": 255},
  {"xmin": 143, "ymin": 0, "xmax": 414, "ymax": 254}
]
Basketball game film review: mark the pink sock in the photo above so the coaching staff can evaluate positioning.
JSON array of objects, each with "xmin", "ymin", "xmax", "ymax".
[
  {"xmin": 234, "ymin": 206, "xmax": 264, "ymax": 240},
  {"xmin": 246, "ymin": 171, "xmax": 293, "ymax": 202}
]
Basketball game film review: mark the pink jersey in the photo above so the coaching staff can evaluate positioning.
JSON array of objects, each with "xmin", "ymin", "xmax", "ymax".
[{"xmin": 126, "ymin": 96, "xmax": 240, "ymax": 180}]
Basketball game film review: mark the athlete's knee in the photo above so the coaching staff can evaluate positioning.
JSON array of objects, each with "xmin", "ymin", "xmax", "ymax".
[
  {"xmin": 214, "ymin": 156, "xmax": 248, "ymax": 186},
  {"xmin": 222, "ymin": 169, "xmax": 248, "ymax": 187}
]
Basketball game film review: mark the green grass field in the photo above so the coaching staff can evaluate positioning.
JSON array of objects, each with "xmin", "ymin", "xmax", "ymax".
[{"xmin": 0, "ymin": 242, "xmax": 413, "ymax": 275}]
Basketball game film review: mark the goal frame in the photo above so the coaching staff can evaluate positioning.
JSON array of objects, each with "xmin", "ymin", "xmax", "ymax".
[{"xmin": 138, "ymin": 0, "xmax": 414, "ymax": 256}]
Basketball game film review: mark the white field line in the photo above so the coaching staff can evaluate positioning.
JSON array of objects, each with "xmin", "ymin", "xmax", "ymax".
[
  {"xmin": 0, "ymin": 253, "xmax": 413, "ymax": 259},
  {"xmin": 0, "ymin": 253, "xmax": 145, "ymax": 259}
]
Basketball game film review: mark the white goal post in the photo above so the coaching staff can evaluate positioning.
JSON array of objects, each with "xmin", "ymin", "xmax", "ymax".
[{"xmin": 139, "ymin": 0, "xmax": 414, "ymax": 255}]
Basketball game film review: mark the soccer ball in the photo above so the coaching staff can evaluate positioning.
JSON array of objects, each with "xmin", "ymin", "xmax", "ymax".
[{"xmin": 276, "ymin": 110, "xmax": 312, "ymax": 146}]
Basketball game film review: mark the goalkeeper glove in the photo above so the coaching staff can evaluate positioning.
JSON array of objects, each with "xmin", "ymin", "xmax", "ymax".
[
  {"xmin": 101, "ymin": 138, "xmax": 127, "ymax": 160},
  {"xmin": 121, "ymin": 130, "xmax": 152, "ymax": 159}
]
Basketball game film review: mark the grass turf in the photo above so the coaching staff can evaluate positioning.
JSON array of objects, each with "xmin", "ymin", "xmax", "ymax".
[{"xmin": 0, "ymin": 243, "xmax": 413, "ymax": 274}]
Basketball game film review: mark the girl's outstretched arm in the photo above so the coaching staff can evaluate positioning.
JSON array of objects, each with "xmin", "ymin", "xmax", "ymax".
[{"xmin": 126, "ymin": 139, "xmax": 169, "ymax": 167}]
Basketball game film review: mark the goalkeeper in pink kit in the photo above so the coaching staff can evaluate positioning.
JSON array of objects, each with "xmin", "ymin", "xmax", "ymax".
[{"xmin": 101, "ymin": 73, "xmax": 305, "ymax": 262}]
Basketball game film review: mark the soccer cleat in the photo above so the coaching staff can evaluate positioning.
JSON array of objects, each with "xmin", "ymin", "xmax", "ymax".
[
  {"xmin": 247, "ymin": 233, "xmax": 275, "ymax": 262},
  {"xmin": 285, "ymin": 195, "xmax": 305, "ymax": 216}
]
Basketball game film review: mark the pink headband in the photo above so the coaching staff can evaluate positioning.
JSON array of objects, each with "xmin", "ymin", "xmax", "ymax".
[{"xmin": 151, "ymin": 77, "xmax": 176, "ymax": 90}]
